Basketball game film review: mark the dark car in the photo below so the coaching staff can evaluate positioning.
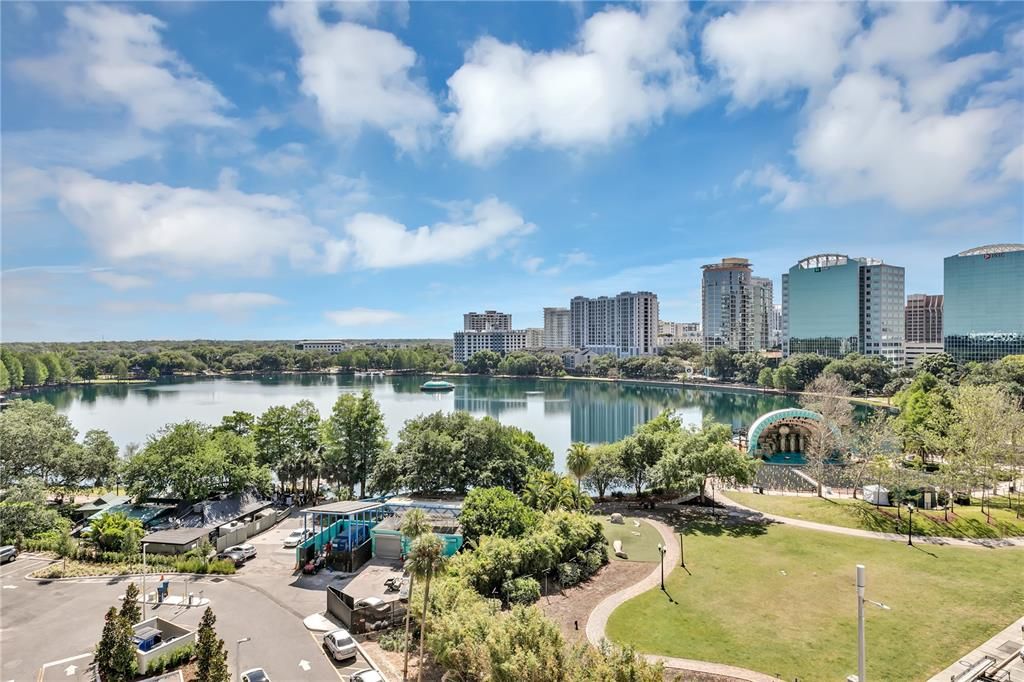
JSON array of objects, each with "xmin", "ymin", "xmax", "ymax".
[{"xmin": 216, "ymin": 549, "xmax": 246, "ymax": 567}]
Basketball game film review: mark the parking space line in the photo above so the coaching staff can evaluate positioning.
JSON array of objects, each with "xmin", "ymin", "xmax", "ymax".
[
  {"xmin": 307, "ymin": 631, "xmax": 346, "ymax": 681},
  {"xmin": 37, "ymin": 653, "xmax": 92, "ymax": 682}
]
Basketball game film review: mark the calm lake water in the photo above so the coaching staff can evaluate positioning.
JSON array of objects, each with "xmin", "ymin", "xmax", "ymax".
[{"xmin": 28, "ymin": 375, "xmax": 799, "ymax": 471}]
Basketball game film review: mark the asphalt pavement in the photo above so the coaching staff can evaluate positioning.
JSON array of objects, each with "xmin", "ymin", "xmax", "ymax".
[{"xmin": 0, "ymin": 513, "xmax": 380, "ymax": 682}]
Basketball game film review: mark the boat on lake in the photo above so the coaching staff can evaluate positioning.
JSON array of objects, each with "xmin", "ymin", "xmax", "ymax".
[{"xmin": 420, "ymin": 379, "xmax": 456, "ymax": 392}]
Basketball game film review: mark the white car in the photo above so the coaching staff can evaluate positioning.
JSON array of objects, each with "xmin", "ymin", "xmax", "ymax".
[
  {"xmin": 225, "ymin": 544, "xmax": 257, "ymax": 561},
  {"xmin": 240, "ymin": 669, "xmax": 270, "ymax": 682},
  {"xmin": 323, "ymin": 628, "xmax": 357, "ymax": 662},
  {"xmin": 283, "ymin": 529, "xmax": 313, "ymax": 548},
  {"xmin": 349, "ymin": 670, "xmax": 384, "ymax": 682}
]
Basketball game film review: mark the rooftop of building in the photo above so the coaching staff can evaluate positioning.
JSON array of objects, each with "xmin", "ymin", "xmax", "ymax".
[
  {"xmin": 702, "ymin": 257, "xmax": 752, "ymax": 270},
  {"xmin": 955, "ymin": 243, "xmax": 1024, "ymax": 257}
]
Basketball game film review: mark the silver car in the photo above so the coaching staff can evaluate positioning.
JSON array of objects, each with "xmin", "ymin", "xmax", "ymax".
[
  {"xmin": 349, "ymin": 670, "xmax": 384, "ymax": 682},
  {"xmin": 225, "ymin": 544, "xmax": 257, "ymax": 561},
  {"xmin": 323, "ymin": 628, "xmax": 357, "ymax": 661}
]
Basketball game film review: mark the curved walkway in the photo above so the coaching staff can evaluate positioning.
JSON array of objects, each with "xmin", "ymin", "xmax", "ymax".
[
  {"xmin": 586, "ymin": 515, "xmax": 781, "ymax": 682},
  {"xmin": 721, "ymin": 494, "xmax": 1024, "ymax": 549}
]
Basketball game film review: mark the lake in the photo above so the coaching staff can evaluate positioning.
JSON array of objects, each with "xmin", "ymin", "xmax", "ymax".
[{"xmin": 28, "ymin": 375, "xmax": 799, "ymax": 471}]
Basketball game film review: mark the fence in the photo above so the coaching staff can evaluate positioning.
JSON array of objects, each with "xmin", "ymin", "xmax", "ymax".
[
  {"xmin": 326, "ymin": 584, "xmax": 407, "ymax": 635},
  {"xmin": 214, "ymin": 507, "xmax": 291, "ymax": 552}
]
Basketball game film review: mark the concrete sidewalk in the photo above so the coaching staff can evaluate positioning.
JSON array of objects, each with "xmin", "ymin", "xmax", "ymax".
[
  {"xmin": 721, "ymin": 495, "xmax": 1024, "ymax": 549},
  {"xmin": 585, "ymin": 513, "xmax": 781, "ymax": 682},
  {"xmin": 927, "ymin": 616, "xmax": 1024, "ymax": 682}
]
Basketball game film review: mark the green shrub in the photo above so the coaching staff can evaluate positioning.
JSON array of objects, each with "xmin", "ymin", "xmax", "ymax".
[
  {"xmin": 557, "ymin": 562, "xmax": 582, "ymax": 587},
  {"xmin": 144, "ymin": 643, "xmax": 195, "ymax": 674},
  {"xmin": 502, "ymin": 577, "xmax": 541, "ymax": 605},
  {"xmin": 377, "ymin": 629, "xmax": 406, "ymax": 653}
]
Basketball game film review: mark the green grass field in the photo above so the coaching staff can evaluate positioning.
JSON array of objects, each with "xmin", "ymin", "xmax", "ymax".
[
  {"xmin": 599, "ymin": 516, "xmax": 663, "ymax": 563},
  {"xmin": 606, "ymin": 519, "xmax": 1024, "ymax": 681},
  {"xmin": 724, "ymin": 491, "xmax": 1024, "ymax": 538}
]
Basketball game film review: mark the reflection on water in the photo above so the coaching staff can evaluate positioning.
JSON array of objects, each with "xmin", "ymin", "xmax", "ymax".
[{"xmin": 27, "ymin": 375, "xmax": 800, "ymax": 471}]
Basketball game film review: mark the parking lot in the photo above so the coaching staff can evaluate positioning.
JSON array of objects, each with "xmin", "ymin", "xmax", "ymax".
[{"xmin": 0, "ymin": 513, "xmax": 382, "ymax": 682}]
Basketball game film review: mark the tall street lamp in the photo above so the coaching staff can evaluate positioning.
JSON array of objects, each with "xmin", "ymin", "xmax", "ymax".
[
  {"xmin": 679, "ymin": 532, "xmax": 685, "ymax": 568},
  {"xmin": 852, "ymin": 564, "xmax": 891, "ymax": 682},
  {"xmin": 904, "ymin": 502, "xmax": 916, "ymax": 546},
  {"xmin": 236, "ymin": 637, "xmax": 251, "ymax": 682},
  {"xmin": 141, "ymin": 542, "xmax": 149, "ymax": 620},
  {"xmin": 657, "ymin": 543, "xmax": 667, "ymax": 590}
]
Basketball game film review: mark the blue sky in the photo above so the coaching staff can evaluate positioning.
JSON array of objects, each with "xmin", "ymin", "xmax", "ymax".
[{"xmin": 2, "ymin": 1, "xmax": 1022, "ymax": 342}]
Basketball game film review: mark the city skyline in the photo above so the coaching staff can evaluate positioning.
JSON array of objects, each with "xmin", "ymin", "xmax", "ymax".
[{"xmin": 2, "ymin": 2, "xmax": 1022, "ymax": 342}]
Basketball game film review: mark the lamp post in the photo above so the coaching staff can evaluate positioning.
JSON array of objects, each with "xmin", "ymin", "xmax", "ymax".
[
  {"xmin": 657, "ymin": 544, "xmax": 667, "ymax": 590},
  {"xmin": 236, "ymin": 637, "xmax": 250, "ymax": 682},
  {"xmin": 679, "ymin": 532, "xmax": 685, "ymax": 568},
  {"xmin": 141, "ymin": 542, "xmax": 149, "ymax": 620},
  {"xmin": 905, "ymin": 502, "xmax": 915, "ymax": 546},
  {"xmin": 853, "ymin": 564, "xmax": 891, "ymax": 682}
]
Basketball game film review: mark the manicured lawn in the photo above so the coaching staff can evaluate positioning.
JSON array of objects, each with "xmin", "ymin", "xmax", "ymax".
[
  {"xmin": 606, "ymin": 520, "xmax": 1024, "ymax": 681},
  {"xmin": 724, "ymin": 491, "xmax": 1024, "ymax": 538},
  {"xmin": 598, "ymin": 516, "xmax": 663, "ymax": 563}
]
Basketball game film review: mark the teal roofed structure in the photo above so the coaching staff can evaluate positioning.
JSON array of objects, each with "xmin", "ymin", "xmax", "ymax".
[{"xmin": 747, "ymin": 408, "xmax": 828, "ymax": 464}]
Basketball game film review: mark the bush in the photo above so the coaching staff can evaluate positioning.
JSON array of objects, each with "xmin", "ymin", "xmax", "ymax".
[
  {"xmin": 502, "ymin": 576, "xmax": 541, "ymax": 605},
  {"xmin": 377, "ymin": 629, "xmax": 406, "ymax": 653},
  {"xmin": 611, "ymin": 490, "xmax": 625, "ymax": 499},
  {"xmin": 580, "ymin": 547, "xmax": 606, "ymax": 577},
  {"xmin": 145, "ymin": 644, "xmax": 195, "ymax": 675},
  {"xmin": 557, "ymin": 562, "xmax": 582, "ymax": 588}
]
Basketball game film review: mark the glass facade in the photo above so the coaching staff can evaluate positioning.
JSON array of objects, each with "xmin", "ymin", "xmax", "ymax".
[
  {"xmin": 784, "ymin": 255, "xmax": 861, "ymax": 358},
  {"xmin": 944, "ymin": 245, "xmax": 1024, "ymax": 363}
]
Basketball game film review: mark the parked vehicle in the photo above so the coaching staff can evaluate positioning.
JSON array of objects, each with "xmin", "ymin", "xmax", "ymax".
[
  {"xmin": 348, "ymin": 670, "xmax": 384, "ymax": 682},
  {"xmin": 330, "ymin": 526, "xmax": 368, "ymax": 552},
  {"xmin": 323, "ymin": 628, "xmax": 357, "ymax": 661},
  {"xmin": 240, "ymin": 668, "xmax": 270, "ymax": 682},
  {"xmin": 225, "ymin": 544, "xmax": 257, "ymax": 561},
  {"xmin": 283, "ymin": 529, "xmax": 313, "ymax": 548},
  {"xmin": 353, "ymin": 596, "xmax": 388, "ymax": 612},
  {"xmin": 0, "ymin": 546, "xmax": 17, "ymax": 564},
  {"xmin": 216, "ymin": 549, "xmax": 246, "ymax": 567}
]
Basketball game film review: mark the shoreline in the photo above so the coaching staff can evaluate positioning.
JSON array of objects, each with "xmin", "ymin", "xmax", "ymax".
[{"xmin": 7, "ymin": 369, "xmax": 896, "ymax": 409}]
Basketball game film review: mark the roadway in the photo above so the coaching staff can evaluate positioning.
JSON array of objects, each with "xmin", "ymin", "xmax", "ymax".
[{"xmin": 0, "ymin": 512, "xmax": 380, "ymax": 682}]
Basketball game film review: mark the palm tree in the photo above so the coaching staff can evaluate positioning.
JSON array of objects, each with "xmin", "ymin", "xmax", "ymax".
[
  {"xmin": 406, "ymin": 533, "xmax": 446, "ymax": 682},
  {"xmin": 566, "ymin": 442, "xmax": 594, "ymax": 492},
  {"xmin": 400, "ymin": 509, "xmax": 431, "ymax": 681}
]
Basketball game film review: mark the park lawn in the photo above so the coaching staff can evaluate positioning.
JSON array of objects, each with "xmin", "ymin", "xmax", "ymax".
[
  {"xmin": 599, "ymin": 516, "xmax": 663, "ymax": 563},
  {"xmin": 606, "ymin": 520, "xmax": 1024, "ymax": 681},
  {"xmin": 724, "ymin": 491, "xmax": 1024, "ymax": 538}
]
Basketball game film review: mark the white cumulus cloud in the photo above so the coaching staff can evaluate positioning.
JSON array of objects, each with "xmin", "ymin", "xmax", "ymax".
[
  {"xmin": 53, "ymin": 170, "xmax": 325, "ymax": 274},
  {"xmin": 14, "ymin": 4, "xmax": 231, "ymax": 130},
  {"xmin": 325, "ymin": 307, "xmax": 404, "ymax": 326},
  {"xmin": 271, "ymin": 2, "xmax": 439, "ymax": 152},
  {"xmin": 446, "ymin": 3, "xmax": 703, "ymax": 162},
  {"xmin": 702, "ymin": 2, "xmax": 860, "ymax": 107},
  {"xmin": 331, "ymin": 198, "xmax": 535, "ymax": 269}
]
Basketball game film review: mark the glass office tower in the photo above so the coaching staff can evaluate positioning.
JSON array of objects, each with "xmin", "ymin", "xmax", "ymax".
[
  {"xmin": 783, "ymin": 254, "xmax": 861, "ymax": 357},
  {"xmin": 943, "ymin": 244, "xmax": 1024, "ymax": 363},
  {"xmin": 782, "ymin": 253, "xmax": 905, "ymax": 363}
]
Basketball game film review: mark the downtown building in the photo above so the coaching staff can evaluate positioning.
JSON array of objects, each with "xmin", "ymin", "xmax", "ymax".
[
  {"xmin": 943, "ymin": 244, "xmax": 1024, "ymax": 363},
  {"xmin": 453, "ymin": 310, "xmax": 531, "ymax": 363},
  {"xmin": 701, "ymin": 258, "xmax": 773, "ymax": 353},
  {"xmin": 543, "ymin": 307, "xmax": 571, "ymax": 348},
  {"xmin": 904, "ymin": 294, "xmax": 944, "ymax": 367},
  {"xmin": 569, "ymin": 291, "xmax": 659, "ymax": 358},
  {"xmin": 657, "ymin": 321, "xmax": 702, "ymax": 347},
  {"xmin": 782, "ymin": 254, "xmax": 905, "ymax": 365}
]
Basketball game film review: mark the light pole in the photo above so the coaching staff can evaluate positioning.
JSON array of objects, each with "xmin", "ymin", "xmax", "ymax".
[
  {"xmin": 657, "ymin": 544, "xmax": 667, "ymax": 590},
  {"xmin": 905, "ymin": 502, "xmax": 915, "ymax": 546},
  {"xmin": 236, "ymin": 637, "xmax": 250, "ymax": 682},
  {"xmin": 853, "ymin": 564, "xmax": 891, "ymax": 682},
  {"xmin": 679, "ymin": 532, "xmax": 685, "ymax": 568},
  {"xmin": 141, "ymin": 542, "xmax": 149, "ymax": 620}
]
